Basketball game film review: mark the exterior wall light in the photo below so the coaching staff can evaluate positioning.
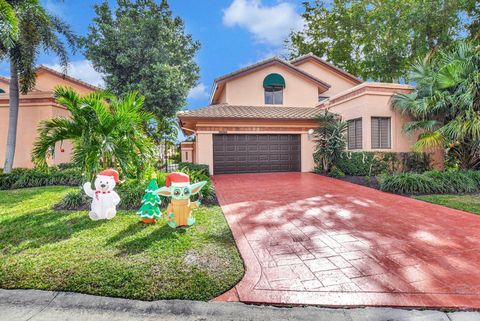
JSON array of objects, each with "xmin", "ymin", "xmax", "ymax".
[{"xmin": 307, "ymin": 128, "xmax": 315, "ymax": 140}]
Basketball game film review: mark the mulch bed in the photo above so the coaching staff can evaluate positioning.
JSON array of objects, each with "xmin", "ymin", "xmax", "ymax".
[{"xmin": 317, "ymin": 173, "xmax": 380, "ymax": 190}]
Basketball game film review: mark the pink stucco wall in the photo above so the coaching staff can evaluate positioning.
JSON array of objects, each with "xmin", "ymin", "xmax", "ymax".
[
  {"xmin": 223, "ymin": 64, "xmax": 320, "ymax": 107},
  {"xmin": 0, "ymin": 69, "xmax": 96, "ymax": 169},
  {"xmin": 294, "ymin": 60, "xmax": 359, "ymax": 97},
  {"xmin": 34, "ymin": 70, "xmax": 95, "ymax": 95},
  {"xmin": 326, "ymin": 83, "xmax": 415, "ymax": 152}
]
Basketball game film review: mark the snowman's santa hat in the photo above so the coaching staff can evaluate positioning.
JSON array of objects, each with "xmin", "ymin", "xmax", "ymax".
[
  {"xmin": 98, "ymin": 169, "xmax": 120, "ymax": 183},
  {"xmin": 166, "ymin": 172, "xmax": 189, "ymax": 188}
]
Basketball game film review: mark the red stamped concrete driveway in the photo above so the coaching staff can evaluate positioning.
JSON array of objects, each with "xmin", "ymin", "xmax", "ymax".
[{"xmin": 212, "ymin": 173, "xmax": 480, "ymax": 309}]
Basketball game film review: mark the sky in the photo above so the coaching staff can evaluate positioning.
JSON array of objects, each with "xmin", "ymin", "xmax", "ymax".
[{"xmin": 0, "ymin": 0, "xmax": 307, "ymax": 111}]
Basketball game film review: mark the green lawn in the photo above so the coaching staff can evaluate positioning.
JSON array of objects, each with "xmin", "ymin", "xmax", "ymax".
[
  {"xmin": 414, "ymin": 194, "xmax": 480, "ymax": 215},
  {"xmin": 0, "ymin": 187, "xmax": 244, "ymax": 301}
]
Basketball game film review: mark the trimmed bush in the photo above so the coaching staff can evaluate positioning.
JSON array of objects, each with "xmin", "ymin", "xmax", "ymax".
[
  {"xmin": 0, "ymin": 167, "xmax": 82, "ymax": 190},
  {"xmin": 336, "ymin": 152, "xmax": 392, "ymax": 176},
  {"xmin": 327, "ymin": 166, "xmax": 345, "ymax": 178},
  {"xmin": 379, "ymin": 170, "xmax": 480, "ymax": 195},
  {"xmin": 178, "ymin": 162, "xmax": 210, "ymax": 177},
  {"xmin": 335, "ymin": 152, "xmax": 431, "ymax": 176}
]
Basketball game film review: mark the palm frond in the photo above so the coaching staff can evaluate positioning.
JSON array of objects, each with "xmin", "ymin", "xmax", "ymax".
[
  {"xmin": 413, "ymin": 131, "xmax": 445, "ymax": 153},
  {"xmin": 0, "ymin": 0, "xmax": 19, "ymax": 49}
]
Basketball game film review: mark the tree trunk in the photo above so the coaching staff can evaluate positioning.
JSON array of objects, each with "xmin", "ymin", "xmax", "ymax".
[{"xmin": 3, "ymin": 58, "xmax": 20, "ymax": 173}]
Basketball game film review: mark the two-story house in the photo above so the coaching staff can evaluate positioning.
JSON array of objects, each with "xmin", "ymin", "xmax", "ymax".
[
  {"xmin": 178, "ymin": 54, "xmax": 416, "ymax": 175},
  {"xmin": 0, "ymin": 66, "xmax": 98, "ymax": 168}
]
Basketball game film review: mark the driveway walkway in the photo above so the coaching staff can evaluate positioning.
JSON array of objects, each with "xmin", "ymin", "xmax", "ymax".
[{"xmin": 212, "ymin": 173, "xmax": 480, "ymax": 309}]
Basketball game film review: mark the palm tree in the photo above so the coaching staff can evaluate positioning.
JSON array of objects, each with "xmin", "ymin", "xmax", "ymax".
[
  {"xmin": 0, "ymin": 0, "xmax": 77, "ymax": 173},
  {"xmin": 32, "ymin": 87, "xmax": 156, "ymax": 179},
  {"xmin": 392, "ymin": 42, "xmax": 480, "ymax": 169},
  {"xmin": 314, "ymin": 110, "xmax": 348, "ymax": 172}
]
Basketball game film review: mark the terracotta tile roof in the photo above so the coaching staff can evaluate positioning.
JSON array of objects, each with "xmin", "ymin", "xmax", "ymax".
[
  {"xmin": 37, "ymin": 65, "xmax": 100, "ymax": 91},
  {"xmin": 0, "ymin": 75, "xmax": 9, "ymax": 84},
  {"xmin": 0, "ymin": 66, "xmax": 100, "ymax": 91},
  {"xmin": 177, "ymin": 104, "xmax": 322, "ymax": 120}
]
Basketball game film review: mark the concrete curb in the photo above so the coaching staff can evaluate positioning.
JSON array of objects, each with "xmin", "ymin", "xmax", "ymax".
[{"xmin": 0, "ymin": 289, "xmax": 479, "ymax": 321}]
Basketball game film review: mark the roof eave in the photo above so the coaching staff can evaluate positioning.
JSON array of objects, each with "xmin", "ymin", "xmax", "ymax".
[{"xmin": 290, "ymin": 54, "xmax": 363, "ymax": 84}]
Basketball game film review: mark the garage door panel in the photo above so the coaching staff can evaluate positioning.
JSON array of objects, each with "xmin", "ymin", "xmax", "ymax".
[{"xmin": 213, "ymin": 134, "xmax": 301, "ymax": 174}]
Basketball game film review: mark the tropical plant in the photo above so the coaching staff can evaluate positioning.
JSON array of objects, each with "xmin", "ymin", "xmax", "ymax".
[
  {"xmin": 83, "ymin": 0, "xmax": 200, "ymax": 119},
  {"xmin": 313, "ymin": 110, "xmax": 348, "ymax": 173},
  {"xmin": 0, "ymin": 0, "xmax": 19, "ymax": 49},
  {"xmin": 32, "ymin": 87, "xmax": 156, "ymax": 179},
  {"xmin": 378, "ymin": 170, "xmax": 480, "ymax": 195},
  {"xmin": 392, "ymin": 42, "xmax": 480, "ymax": 169},
  {"xmin": 288, "ymin": 0, "xmax": 478, "ymax": 82},
  {"xmin": 0, "ymin": 0, "xmax": 77, "ymax": 173}
]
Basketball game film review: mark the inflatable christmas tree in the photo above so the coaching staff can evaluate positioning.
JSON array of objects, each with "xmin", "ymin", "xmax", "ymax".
[{"xmin": 137, "ymin": 178, "xmax": 162, "ymax": 224}]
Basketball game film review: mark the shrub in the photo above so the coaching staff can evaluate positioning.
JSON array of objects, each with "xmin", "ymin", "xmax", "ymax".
[
  {"xmin": 398, "ymin": 152, "xmax": 432, "ymax": 173},
  {"xmin": 327, "ymin": 166, "xmax": 345, "ymax": 178},
  {"xmin": 466, "ymin": 170, "xmax": 480, "ymax": 188},
  {"xmin": 379, "ymin": 170, "xmax": 480, "ymax": 195},
  {"xmin": 336, "ymin": 152, "xmax": 431, "ymax": 176},
  {"xmin": 178, "ymin": 162, "xmax": 210, "ymax": 177},
  {"xmin": 378, "ymin": 172, "xmax": 436, "ymax": 195},
  {"xmin": 0, "ymin": 167, "xmax": 82, "ymax": 190},
  {"xmin": 336, "ymin": 152, "xmax": 391, "ymax": 176},
  {"xmin": 0, "ymin": 168, "xmax": 29, "ymax": 189}
]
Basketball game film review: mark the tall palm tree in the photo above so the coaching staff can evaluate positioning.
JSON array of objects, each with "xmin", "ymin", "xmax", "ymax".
[
  {"xmin": 32, "ymin": 87, "xmax": 156, "ymax": 179},
  {"xmin": 0, "ymin": 0, "xmax": 77, "ymax": 173},
  {"xmin": 392, "ymin": 42, "xmax": 480, "ymax": 169}
]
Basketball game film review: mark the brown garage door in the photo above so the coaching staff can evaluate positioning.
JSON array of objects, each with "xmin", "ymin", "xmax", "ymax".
[{"xmin": 213, "ymin": 134, "xmax": 301, "ymax": 174}]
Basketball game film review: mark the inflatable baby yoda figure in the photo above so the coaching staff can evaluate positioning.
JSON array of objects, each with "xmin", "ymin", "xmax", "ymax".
[
  {"xmin": 83, "ymin": 169, "xmax": 121, "ymax": 221},
  {"xmin": 156, "ymin": 172, "xmax": 206, "ymax": 228}
]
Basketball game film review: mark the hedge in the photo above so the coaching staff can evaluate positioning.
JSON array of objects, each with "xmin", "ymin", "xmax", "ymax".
[
  {"xmin": 0, "ymin": 167, "xmax": 82, "ymax": 190},
  {"xmin": 178, "ymin": 162, "xmax": 210, "ymax": 176},
  {"xmin": 378, "ymin": 170, "xmax": 480, "ymax": 195},
  {"xmin": 335, "ymin": 152, "xmax": 431, "ymax": 176}
]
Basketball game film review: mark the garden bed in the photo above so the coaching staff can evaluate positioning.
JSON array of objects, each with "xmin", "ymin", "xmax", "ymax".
[{"xmin": 0, "ymin": 186, "xmax": 244, "ymax": 301}]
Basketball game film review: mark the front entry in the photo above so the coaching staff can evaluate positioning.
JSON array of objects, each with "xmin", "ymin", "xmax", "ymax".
[{"xmin": 212, "ymin": 134, "xmax": 301, "ymax": 174}]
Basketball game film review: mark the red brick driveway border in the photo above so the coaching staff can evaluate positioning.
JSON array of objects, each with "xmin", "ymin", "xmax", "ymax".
[{"xmin": 212, "ymin": 173, "xmax": 480, "ymax": 309}]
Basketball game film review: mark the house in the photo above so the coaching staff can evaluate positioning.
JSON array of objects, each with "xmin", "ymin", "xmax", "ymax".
[
  {"xmin": 0, "ymin": 65, "xmax": 98, "ymax": 168},
  {"xmin": 178, "ymin": 53, "xmax": 418, "ymax": 175}
]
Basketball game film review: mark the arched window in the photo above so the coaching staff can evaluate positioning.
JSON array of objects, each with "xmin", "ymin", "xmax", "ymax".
[
  {"xmin": 263, "ymin": 73, "xmax": 285, "ymax": 105},
  {"xmin": 0, "ymin": 88, "xmax": 5, "ymax": 94}
]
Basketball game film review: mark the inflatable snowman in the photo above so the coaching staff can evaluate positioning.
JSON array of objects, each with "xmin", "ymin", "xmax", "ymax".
[{"xmin": 83, "ymin": 169, "xmax": 121, "ymax": 221}]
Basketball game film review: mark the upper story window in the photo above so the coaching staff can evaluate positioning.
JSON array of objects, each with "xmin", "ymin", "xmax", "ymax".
[
  {"xmin": 371, "ymin": 117, "xmax": 391, "ymax": 149},
  {"xmin": 318, "ymin": 95, "xmax": 329, "ymax": 102},
  {"xmin": 0, "ymin": 88, "xmax": 5, "ymax": 94},
  {"xmin": 347, "ymin": 118, "xmax": 362, "ymax": 150},
  {"xmin": 263, "ymin": 73, "xmax": 285, "ymax": 105}
]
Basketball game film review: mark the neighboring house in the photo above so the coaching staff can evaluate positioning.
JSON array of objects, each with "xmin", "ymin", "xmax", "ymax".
[
  {"xmin": 0, "ymin": 66, "xmax": 98, "ymax": 168},
  {"xmin": 177, "ymin": 53, "xmax": 417, "ymax": 175}
]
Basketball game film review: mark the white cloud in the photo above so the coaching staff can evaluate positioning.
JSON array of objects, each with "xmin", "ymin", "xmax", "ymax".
[
  {"xmin": 187, "ymin": 83, "xmax": 209, "ymax": 100},
  {"xmin": 222, "ymin": 0, "xmax": 304, "ymax": 46},
  {"xmin": 44, "ymin": 60, "xmax": 105, "ymax": 88}
]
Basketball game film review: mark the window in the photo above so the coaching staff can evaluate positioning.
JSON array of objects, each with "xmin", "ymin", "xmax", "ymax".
[
  {"xmin": 347, "ymin": 118, "xmax": 362, "ymax": 150},
  {"xmin": 264, "ymin": 86, "xmax": 283, "ymax": 104},
  {"xmin": 318, "ymin": 95, "xmax": 329, "ymax": 102},
  {"xmin": 0, "ymin": 88, "xmax": 5, "ymax": 93},
  {"xmin": 371, "ymin": 117, "xmax": 391, "ymax": 149},
  {"xmin": 263, "ymin": 73, "xmax": 285, "ymax": 105}
]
